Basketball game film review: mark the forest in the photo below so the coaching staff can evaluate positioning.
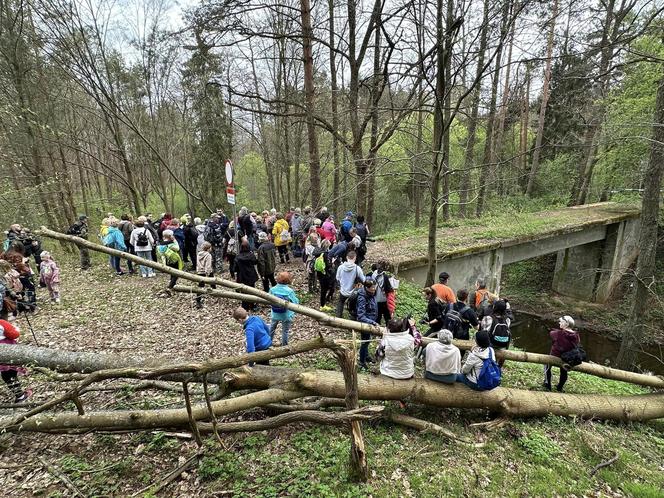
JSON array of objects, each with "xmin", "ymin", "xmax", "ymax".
[{"xmin": 0, "ymin": 0, "xmax": 663, "ymax": 496}]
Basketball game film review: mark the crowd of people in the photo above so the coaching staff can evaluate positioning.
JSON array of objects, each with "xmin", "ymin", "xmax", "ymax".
[{"xmin": 0, "ymin": 206, "xmax": 584, "ymax": 403}]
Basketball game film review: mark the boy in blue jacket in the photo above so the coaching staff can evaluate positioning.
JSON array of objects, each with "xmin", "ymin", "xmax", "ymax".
[
  {"xmin": 269, "ymin": 271, "xmax": 300, "ymax": 346},
  {"xmin": 233, "ymin": 307, "xmax": 272, "ymax": 365}
]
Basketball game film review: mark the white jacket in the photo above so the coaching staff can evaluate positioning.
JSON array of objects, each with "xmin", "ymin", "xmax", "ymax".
[
  {"xmin": 379, "ymin": 331, "xmax": 415, "ymax": 380},
  {"xmin": 462, "ymin": 346, "xmax": 494, "ymax": 384},
  {"xmin": 425, "ymin": 342, "xmax": 461, "ymax": 376}
]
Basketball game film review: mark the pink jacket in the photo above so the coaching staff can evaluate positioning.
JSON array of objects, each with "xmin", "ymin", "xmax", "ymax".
[
  {"xmin": 321, "ymin": 221, "xmax": 337, "ymax": 242},
  {"xmin": 39, "ymin": 260, "xmax": 60, "ymax": 285}
]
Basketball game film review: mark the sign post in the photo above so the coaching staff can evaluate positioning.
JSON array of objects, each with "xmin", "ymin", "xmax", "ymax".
[{"xmin": 225, "ymin": 159, "xmax": 239, "ymax": 250}]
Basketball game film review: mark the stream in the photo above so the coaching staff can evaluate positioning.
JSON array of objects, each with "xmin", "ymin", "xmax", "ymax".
[{"xmin": 511, "ymin": 312, "xmax": 664, "ymax": 376}]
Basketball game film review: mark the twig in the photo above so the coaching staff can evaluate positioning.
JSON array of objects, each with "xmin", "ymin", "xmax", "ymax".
[
  {"xmin": 38, "ymin": 457, "xmax": 85, "ymax": 497},
  {"xmin": 202, "ymin": 373, "xmax": 224, "ymax": 447},
  {"xmin": 182, "ymin": 382, "xmax": 203, "ymax": 447},
  {"xmin": 589, "ymin": 452, "xmax": 619, "ymax": 477},
  {"xmin": 131, "ymin": 451, "xmax": 202, "ymax": 497}
]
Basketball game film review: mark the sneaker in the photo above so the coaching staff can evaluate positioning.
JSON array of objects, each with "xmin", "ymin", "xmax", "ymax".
[
  {"xmin": 116, "ymin": 271, "xmax": 125, "ymax": 276},
  {"xmin": 556, "ymin": 385, "xmax": 564, "ymax": 392},
  {"xmin": 321, "ymin": 305, "xmax": 334, "ymax": 312},
  {"xmin": 54, "ymin": 298, "xmax": 60, "ymax": 304},
  {"xmin": 541, "ymin": 382, "xmax": 552, "ymax": 391},
  {"xmin": 15, "ymin": 389, "xmax": 33, "ymax": 403}
]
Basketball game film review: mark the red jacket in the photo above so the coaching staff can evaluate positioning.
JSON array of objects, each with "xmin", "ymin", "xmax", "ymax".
[
  {"xmin": 549, "ymin": 328, "xmax": 580, "ymax": 357},
  {"xmin": 0, "ymin": 319, "xmax": 19, "ymax": 340}
]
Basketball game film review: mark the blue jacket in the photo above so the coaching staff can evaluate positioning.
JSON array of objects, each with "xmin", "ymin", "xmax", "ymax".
[
  {"xmin": 356, "ymin": 287, "xmax": 378, "ymax": 326},
  {"xmin": 173, "ymin": 227, "xmax": 185, "ymax": 249},
  {"xmin": 104, "ymin": 227, "xmax": 127, "ymax": 251},
  {"xmin": 269, "ymin": 284, "xmax": 299, "ymax": 322},
  {"xmin": 341, "ymin": 219, "xmax": 353, "ymax": 235},
  {"xmin": 328, "ymin": 241, "xmax": 348, "ymax": 260},
  {"xmin": 244, "ymin": 316, "xmax": 272, "ymax": 354}
]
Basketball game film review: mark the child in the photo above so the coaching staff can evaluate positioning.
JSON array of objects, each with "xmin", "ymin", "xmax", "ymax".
[
  {"xmin": 157, "ymin": 230, "xmax": 183, "ymax": 291},
  {"xmin": 39, "ymin": 251, "xmax": 61, "ymax": 303},
  {"xmin": 424, "ymin": 329, "xmax": 461, "ymax": 384},
  {"xmin": 232, "ymin": 307, "xmax": 272, "ymax": 366},
  {"xmin": 456, "ymin": 329, "xmax": 499, "ymax": 391},
  {"xmin": 257, "ymin": 232, "xmax": 277, "ymax": 292},
  {"xmin": 376, "ymin": 317, "xmax": 422, "ymax": 379},
  {"xmin": 0, "ymin": 319, "xmax": 31, "ymax": 402},
  {"xmin": 195, "ymin": 242, "xmax": 216, "ymax": 308},
  {"xmin": 543, "ymin": 315, "xmax": 580, "ymax": 392},
  {"xmin": 0, "ymin": 259, "xmax": 21, "ymax": 320},
  {"xmin": 268, "ymin": 272, "xmax": 299, "ymax": 346}
]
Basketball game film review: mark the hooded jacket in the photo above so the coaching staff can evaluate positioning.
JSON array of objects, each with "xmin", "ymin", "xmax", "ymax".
[
  {"xmin": 461, "ymin": 346, "xmax": 494, "ymax": 384},
  {"xmin": 244, "ymin": 316, "xmax": 272, "ymax": 354},
  {"xmin": 356, "ymin": 287, "xmax": 377, "ymax": 325},
  {"xmin": 290, "ymin": 214, "xmax": 303, "ymax": 234},
  {"xmin": 335, "ymin": 261, "xmax": 365, "ymax": 297},
  {"xmin": 257, "ymin": 242, "xmax": 277, "ymax": 276},
  {"xmin": 549, "ymin": 328, "xmax": 580, "ymax": 357},
  {"xmin": 269, "ymin": 283, "xmax": 299, "ymax": 321},
  {"xmin": 272, "ymin": 219, "xmax": 290, "ymax": 246},
  {"xmin": 196, "ymin": 250, "xmax": 213, "ymax": 275},
  {"xmin": 103, "ymin": 227, "xmax": 127, "ymax": 251},
  {"xmin": 425, "ymin": 342, "xmax": 461, "ymax": 376},
  {"xmin": 379, "ymin": 331, "xmax": 416, "ymax": 379}
]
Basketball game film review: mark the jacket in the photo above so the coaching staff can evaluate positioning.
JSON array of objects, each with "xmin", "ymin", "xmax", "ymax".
[
  {"xmin": 462, "ymin": 346, "xmax": 494, "ymax": 384},
  {"xmin": 425, "ymin": 342, "xmax": 461, "ymax": 376},
  {"xmin": 336, "ymin": 262, "xmax": 365, "ymax": 297},
  {"xmin": 184, "ymin": 223, "xmax": 199, "ymax": 248},
  {"xmin": 196, "ymin": 251, "xmax": 213, "ymax": 275},
  {"xmin": 130, "ymin": 227, "xmax": 155, "ymax": 252},
  {"xmin": 257, "ymin": 242, "xmax": 277, "ymax": 276},
  {"xmin": 272, "ymin": 219, "xmax": 290, "ymax": 246},
  {"xmin": 269, "ymin": 283, "xmax": 299, "ymax": 321},
  {"xmin": 328, "ymin": 241, "xmax": 348, "ymax": 261},
  {"xmin": 67, "ymin": 221, "xmax": 88, "ymax": 239},
  {"xmin": 371, "ymin": 270, "xmax": 393, "ymax": 303},
  {"xmin": 549, "ymin": 328, "xmax": 580, "ymax": 357},
  {"xmin": 235, "ymin": 251, "xmax": 258, "ymax": 286},
  {"xmin": 340, "ymin": 219, "xmax": 353, "ymax": 241},
  {"xmin": 291, "ymin": 214, "xmax": 303, "ymax": 234},
  {"xmin": 39, "ymin": 260, "xmax": 60, "ymax": 285},
  {"xmin": 431, "ymin": 283, "xmax": 455, "ymax": 304},
  {"xmin": 426, "ymin": 298, "xmax": 448, "ymax": 332},
  {"xmin": 244, "ymin": 316, "xmax": 272, "ymax": 354},
  {"xmin": 450, "ymin": 301, "xmax": 479, "ymax": 339},
  {"xmin": 158, "ymin": 241, "xmax": 183, "ymax": 270},
  {"xmin": 379, "ymin": 331, "xmax": 416, "ymax": 379},
  {"xmin": 321, "ymin": 221, "xmax": 337, "ymax": 242},
  {"xmin": 0, "ymin": 319, "xmax": 26, "ymax": 373},
  {"xmin": 356, "ymin": 287, "xmax": 378, "ymax": 325},
  {"xmin": 118, "ymin": 220, "xmax": 134, "ymax": 243},
  {"xmin": 103, "ymin": 227, "xmax": 126, "ymax": 251}
]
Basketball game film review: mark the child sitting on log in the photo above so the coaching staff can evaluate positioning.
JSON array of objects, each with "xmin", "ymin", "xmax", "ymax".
[
  {"xmin": 0, "ymin": 319, "xmax": 32, "ymax": 402},
  {"xmin": 375, "ymin": 317, "xmax": 422, "ymax": 380},
  {"xmin": 232, "ymin": 307, "xmax": 272, "ymax": 366},
  {"xmin": 456, "ymin": 329, "xmax": 501, "ymax": 391},
  {"xmin": 423, "ymin": 329, "xmax": 461, "ymax": 384}
]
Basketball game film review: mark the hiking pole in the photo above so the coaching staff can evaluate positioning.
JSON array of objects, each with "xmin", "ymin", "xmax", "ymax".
[{"xmin": 22, "ymin": 310, "xmax": 40, "ymax": 346}]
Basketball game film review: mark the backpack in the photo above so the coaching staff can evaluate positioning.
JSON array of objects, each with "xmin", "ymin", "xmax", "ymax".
[
  {"xmin": 314, "ymin": 253, "xmax": 326, "ymax": 274},
  {"xmin": 488, "ymin": 316, "xmax": 511, "ymax": 346},
  {"xmin": 102, "ymin": 233, "xmax": 116, "ymax": 248},
  {"xmin": 476, "ymin": 290, "xmax": 492, "ymax": 317},
  {"xmin": 354, "ymin": 222, "xmax": 368, "ymax": 242},
  {"xmin": 226, "ymin": 237, "xmax": 238, "ymax": 256},
  {"xmin": 560, "ymin": 346, "xmax": 587, "ymax": 367},
  {"xmin": 205, "ymin": 224, "xmax": 225, "ymax": 245},
  {"xmin": 346, "ymin": 288, "xmax": 361, "ymax": 318},
  {"xmin": 67, "ymin": 223, "xmax": 82, "ymax": 237},
  {"xmin": 476, "ymin": 348, "xmax": 501, "ymax": 390},
  {"xmin": 443, "ymin": 305, "xmax": 468, "ymax": 338},
  {"xmin": 271, "ymin": 291, "xmax": 291, "ymax": 314},
  {"xmin": 135, "ymin": 228, "xmax": 150, "ymax": 248},
  {"xmin": 280, "ymin": 228, "xmax": 291, "ymax": 243}
]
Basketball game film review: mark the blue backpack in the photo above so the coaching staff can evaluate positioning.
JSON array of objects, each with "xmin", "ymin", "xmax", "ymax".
[
  {"xmin": 476, "ymin": 348, "xmax": 501, "ymax": 390},
  {"xmin": 271, "ymin": 291, "xmax": 291, "ymax": 314}
]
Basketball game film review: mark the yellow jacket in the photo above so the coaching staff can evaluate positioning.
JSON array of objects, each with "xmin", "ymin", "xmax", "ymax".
[{"xmin": 272, "ymin": 219, "xmax": 291, "ymax": 246}]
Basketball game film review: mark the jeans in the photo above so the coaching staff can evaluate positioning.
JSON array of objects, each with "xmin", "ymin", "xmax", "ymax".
[
  {"xmin": 135, "ymin": 250, "xmax": 154, "ymax": 277},
  {"xmin": 359, "ymin": 332, "xmax": 371, "ymax": 365},
  {"xmin": 277, "ymin": 245, "xmax": 289, "ymax": 262},
  {"xmin": 125, "ymin": 245, "xmax": 134, "ymax": 273},
  {"xmin": 111, "ymin": 255, "xmax": 122, "ymax": 273},
  {"xmin": 336, "ymin": 294, "xmax": 350, "ymax": 318},
  {"xmin": 196, "ymin": 273, "xmax": 216, "ymax": 306},
  {"xmin": 270, "ymin": 319, "xmax": 291, "ymax": 346},
  {"xmin": 424, "ymin": 371, "xmax": 457, "ymax": 384},
  {"xmin": 456, "ymin": 373, "xmax": 482, "ymax": 391}
]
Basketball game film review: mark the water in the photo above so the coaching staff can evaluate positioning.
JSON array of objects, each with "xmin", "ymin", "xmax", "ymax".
[{"xmin": 511, "ymin": 311, "xmax": 664, "ymax": 376}]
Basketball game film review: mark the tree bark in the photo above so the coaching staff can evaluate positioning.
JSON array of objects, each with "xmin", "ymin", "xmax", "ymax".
[
  {"xmin": 328, "ymin": 0, "xmax": 341, "ymax": 217},
  {"xmin": 616, "ymin": 64, "xmax": 664, "ymax": 368},
  {"xmin": 525, "ymin": 0, "xmax": 558, "ymax": 196}
]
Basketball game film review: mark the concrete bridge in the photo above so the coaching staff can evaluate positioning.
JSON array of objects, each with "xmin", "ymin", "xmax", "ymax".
[{"xmin": 373, "ymin": 203, "xmax": 641, "ymax": 303}]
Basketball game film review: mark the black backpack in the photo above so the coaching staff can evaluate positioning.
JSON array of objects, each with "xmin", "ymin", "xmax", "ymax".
[
  {"xmin": 355, "ymin": 223, "xmax": 368, "ymax": 242},
  {"xmin": 346, "ymin": 288, "xmax": 362, "ymax": 318},
  {"xmin": 67, "ymin": 222, "xmax": 83, "ymax": 237},
  {"xmin": 560, "ymin": 346, "xmax": 587, "ymax": 367},
  {"xmin": 488, "ymin": 316, "xmax": 511, "ymax": 346},
  {"xmin": 443, "ymin": 305, "xmax": 468, "ymax": 339},
  {"xmin": 135, "ymin": 228, "xmax": 150, "ymax": 248}
]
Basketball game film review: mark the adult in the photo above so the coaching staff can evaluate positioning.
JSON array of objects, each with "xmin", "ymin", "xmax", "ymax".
[
  {"xmin": 335, "ymin": 250, "xmax": 365, "ymax": 318},
  {"xmin": 355, "ymin": 279, "xmax": 378, "ymax": 369},
  {"xmin": 238, "ymin": 207, "xmax": 255, "ymax": 251},
  {"xmin": 182, "ymin": 215, "xmax": 199, "ymax": 270},
  {"xmin": 130, "ymin": 216, "xmax": 156, "ymax": 278},
  {"xmin": 232, "ymin": 307, "xmax": 272, "ymax": 365},
  {"xmin": 224, "ymin": 222, "xmax": 238, "ymax": 279},
  {"xmin": 118, "ymin": 214, "xmax": 135, "ymax": 274},
  {"xmin": 316, "ymin": 206, "xmax": 329, "ymax": 224},
  {"xmin": 205, "ymin": 215, "xmax": 227, "ymax": 273},
  {"xmin": 168, "ymin": 219, "xmax": 186, "ymax": 253},
  {"xmin": 340, "ymin": 212, "xmax": 354, "ymax": 242},
  {"xmin": 480, "ymin": 299, "xmax": 513, "ymax": 366},
  {"xmin": 144, "ymin": 214, "xmax": 159, "ymax": 262},
  {"xmin": 257, "ymin": 232, "xmax": 277, "ymax": 291},
  {"xmin": 103, "ymin": 220, "xmax": 127, "ymax": 276},
  {"xmin": 66, "ymin": 215, "xmax": 91, "ymax": 270},
  {"xmin": 543, "ymin": 316, "xmax": 580, "ymax": 392},
  {"xmin": 431, "ymin": 271, "xmax": 455, "ymax": 305},
  {"xmin": 215, "ymin": 208, "xmax": 229, "ymax": 226},
  {"xmin": 2, "ymin": 243, "xmax": 35, "ymax": 311},
  {"xmin": 321, "ymin": 216, "xmax": 337, "ymax": 244},
  {"xmin": 445, "ymin": 289, "xmax": 479, "ymax": 340},
  {"xmin": 422, "ymin": 287, "xmax": 447, "ymax": 336},
  {"xmin": 285, "ymin": 207, "xmax": 295, "ymax": 224},
  {"xmin": 349, "ymin": 228, "xmax": 364, "ymax": 265},
  {"xmin": 272, "ymin": 213, "xmax": 291, "ymax": 263},
  {"xmin": 468, "ymin": 278, "xmax": 497, "ymax": 319},
  {"xmin": 312, "ymin": 239, "xmax": 334, "ymax": 310},
  {"xmin": 158, "ymin": 213, "xmax": 173, "ymax": 237},
  {"xmin": 235, "ymin": 239, "xmax": 259, "ymax": 310},
  {"xmin": 328, "ymin": 238, "xmax": 348, "ymax": 264},
  {"xmin": 290, "ymin": 208, "xmax": 304, "ymax": 257},
  {"xmin": 371, "ymin": 261, "xmax": 393, "ymax": 326},
  {"xmin": 456, "ymin": 329, "xmax": 496, "ymax": 391},
  {"xmin": 424, "ymin": 329, "xmax": 461, "ymax": 384}
]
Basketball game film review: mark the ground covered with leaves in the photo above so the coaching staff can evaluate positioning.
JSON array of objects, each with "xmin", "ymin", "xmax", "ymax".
[{"xmin": 0, "ymin": 250, "xmax": 662, "ymax": 497}]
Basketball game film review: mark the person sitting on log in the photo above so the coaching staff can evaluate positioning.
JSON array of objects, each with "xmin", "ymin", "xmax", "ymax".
[
  {"xmin": 423, "ymin": 329, "xmax": 461, "ymax": 384},
  {"xmin": 456, "ymin": 329, "xmax": 501, "ymax": 391},
  {"xmin": 375, "ymin": 317, "xmax": 422, "ymax": 380},
  {"xmin": 543, "ymin": 315, "xmax": 581, "ymax": 392},
  {"xmin": 232, "ymin": 307, "xmax": 272, "ymax": 366}
]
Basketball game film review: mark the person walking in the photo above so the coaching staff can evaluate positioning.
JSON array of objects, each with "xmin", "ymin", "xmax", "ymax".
[
  {"xmin": 335, "ymin": 251, "xmax": 365, "ymax": 318},
  {"xmin": 268, "ymin": 272, "xmax": 299, "ymax": 346},
  {"xmin": 66, "ymin": 215, "xmax": 91, "ymax": 270},
  {"xmin": 257, "ymin": 232, "xmax": 277, "ymax": 292},
  {"xmin": 272, "ymin": 213, "xmax": 291, "ymax": 263}
]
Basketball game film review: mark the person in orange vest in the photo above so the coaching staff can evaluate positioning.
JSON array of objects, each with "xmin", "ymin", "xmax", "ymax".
[
  {"xmin": 468, "ymin": 278, "xmax": 498, "ymax": 319},
  {"xmin": 431, "ymin": 271, "xmax": 455, "ymax": 305}
]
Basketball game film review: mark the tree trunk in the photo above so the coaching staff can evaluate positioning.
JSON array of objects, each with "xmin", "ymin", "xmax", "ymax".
[
  {"xmin": 518, "ymin": 63, "xmax": 531, "ymax": 191},
  {"xmin": 300, "ymin": 0, "xmax": 322, "ymax": 209},
  {"xmin": 525, "ymin": 0, "xmax": 558, "ymax": 197},
  {"xmin": 441, "ymin": 0, "xmax": 454, "ymax": 222},
  {"xmin": 616, "ymin": 65, "xmax": 664, "ymax": 368},
  {"xmin": 329, "ymin": 0, "xmax": 341, "ymax": 217}
]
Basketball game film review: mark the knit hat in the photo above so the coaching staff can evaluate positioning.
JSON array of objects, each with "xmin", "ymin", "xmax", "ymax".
[
  {"xmin": 475, "ymin": 329, "xmax": 491, "ymax": 349},
  {"xmin": 258, "ymin": 232, "xmax": 268, "ymax": 242},
  {"xmin": 560, "ymin": 315, "xmax": 575, "ymax": 329},
  {"xmin": 162, "ymin": 229, "xmax": 174, "ymax": 238},
  {"xmin": 345, "ymin": 211, "xmax": 354, "ymax": 218},
  {"xmin": 40, "ymin": 251, "xmax": 50, "ymax": 259},
  {"xmin": 314, "ymin": 218, "xmax": 322, "ymax": 226},
  {"xmin": 438, "ymin": 329, "xmax": 453, "ymax": 344},
  {"xmin": 438, "ymin": 271, "xmax": 450, "ymax": 281}
]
